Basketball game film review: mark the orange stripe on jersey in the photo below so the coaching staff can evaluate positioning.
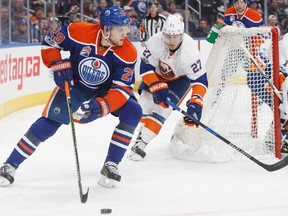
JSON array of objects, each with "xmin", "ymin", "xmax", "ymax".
[
  {"xmin": 192, "ymin": 85, "xmax": 207, "ymax": 98},
  {"xmin": 140, "ymin": 117, "xmax": 148, "ymax": 124},
  {"xmin": 68, "ymin": 22, "xmax": 100, "ymax": 44},
  {"xmin": 18, "ymin": 140, "xmax": 34, "ymax": 154},
  {"xmin": 142, "ymin": 73, "xmax": 160, "ymax": 86},
  {"xmin": 104, "ymin": 90, "xmax": 128, "ymax": 113},
  {"xmin": 112, "ymin": 134, "xmax": 130, "ymax": 144},
  {"xmin": 224, "ymin": 6, "xmax": 237, "ymax": 16},
  {"xmin": 112, "ymin": 39, "xmax": 138, "ymax": 63},
  {"xmin": 122, "ymin": 85, "xmax": 133, "ymax": 95},
  {"xmin": 41, "ymin": 48, "xmax": 62, "ymax": 68},
  {"xmin": 280, "ymin": 73, "xmax": 286, "ymax": 87},
  {"xmin": 249, "ymin": 36, "xmax": 265, "ymax": 72},
  {"xmin": 42, "ymin": 87, "xmax": 59, "ymax": 117},
  {"xmin": 245, "ymin": 8, "xmax": 262, "ymax": 22},
  {"xmin": 145, "ymin": 118, "xmax": 162, "ymax": 135}
]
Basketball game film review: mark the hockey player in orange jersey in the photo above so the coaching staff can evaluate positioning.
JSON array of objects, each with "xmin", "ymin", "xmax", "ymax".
[
  {"xmin": 0, "ymin": 7, "xmax": 142, "ymax": 189},
  {"xmin": 224, "ymin": 0, "xmax": 264, "ymax": 28}
]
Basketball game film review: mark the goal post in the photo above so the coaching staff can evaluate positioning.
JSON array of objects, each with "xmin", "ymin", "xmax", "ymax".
[{"xmin": 171, "ymin": 26, "xmax": 281, "ymax": 162}]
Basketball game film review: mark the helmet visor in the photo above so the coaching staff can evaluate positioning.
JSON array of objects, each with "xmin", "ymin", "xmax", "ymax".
[
  {"xmin": 163, "ymin": 34, "xmax": 183, "ymax": 43},
  {"xmin": 110, "ymin": 25, "xmax": 130, "ymax": 35}
]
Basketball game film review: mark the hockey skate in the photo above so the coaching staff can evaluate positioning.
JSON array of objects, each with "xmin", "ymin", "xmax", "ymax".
[
  {"xmin": 98, "ymin": 161, "xmax": 121, "ymax": 188},
  {"xmin": 128, "ymin": 139, "xmax": 147, "ymax": 161},
  {"xmin": 0, "ymin": 163, "xmax": 15, "ymax": 187}
]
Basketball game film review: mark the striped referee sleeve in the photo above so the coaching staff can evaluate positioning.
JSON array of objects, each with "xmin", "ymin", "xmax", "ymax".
[{"xmin": 140, "ymin": 13, "xmax": 166, "ymax": 42}]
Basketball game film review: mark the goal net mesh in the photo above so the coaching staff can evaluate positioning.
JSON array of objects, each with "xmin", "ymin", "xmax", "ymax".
[{"xmin": 171, "ymin": 26, "xmax": 280, "ymax": 163}]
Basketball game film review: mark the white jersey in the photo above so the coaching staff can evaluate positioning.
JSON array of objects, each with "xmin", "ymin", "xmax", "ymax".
[
  {"xmin": 141, "ymin": 32, "xmax": 206, "ymax": 83},
  {"xmin": 280, "ymin": 33, "xmax": 288, "ymax": 72}
]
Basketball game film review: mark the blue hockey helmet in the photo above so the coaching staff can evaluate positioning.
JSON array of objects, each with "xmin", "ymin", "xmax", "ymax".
[
  {"xmin": 233, "ymin": 0, "xmax": 247, "ymax": 4},
  {"xmin": 100, "ymin": 6, "xmax": 130, "ymax": 30}
]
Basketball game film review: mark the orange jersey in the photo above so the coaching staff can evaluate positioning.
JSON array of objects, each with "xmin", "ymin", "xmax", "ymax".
[
  {"xmin": 41, "ymin": 22, "xmax": 137, "ymax": 112},
  {"xmin": 224, "ymin": 6, "xmax": 264, "ymax": 28}
]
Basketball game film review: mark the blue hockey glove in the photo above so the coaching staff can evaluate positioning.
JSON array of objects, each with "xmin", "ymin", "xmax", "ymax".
[
  {"xmin": 78, "ymin": 98, "xmax": 110, "ymax": 123},
  {"xmin": 149, "ymin": 81, "xmax": 170, "ymax": 108},
  {"xmin": 184, "ymin": 96, "xmax": 204, "ymax": 127},
  {"xmin": 51, "ymin": 59, "xmax": 74, "ymax": 90}
]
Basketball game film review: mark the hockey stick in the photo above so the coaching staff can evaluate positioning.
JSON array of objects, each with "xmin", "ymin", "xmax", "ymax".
[
  {"xmin": 240, "ymin": 43, "xmax": 283, "ymax": 101},
  {"xmin": 166, "ymin": 99, "xmax": 288, "ymax": 172},
  {"xmin": 64, "ymin": 81, "xmax": 89, "ymax": 203}
]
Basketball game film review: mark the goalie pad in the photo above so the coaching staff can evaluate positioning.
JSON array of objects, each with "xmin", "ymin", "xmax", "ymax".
[
  {"xmin": 280, "ymin": 77, "xmax": 288, "ymax": 126},
  {"xmin": 170, "ymin": 119, "xmax": 234, "ymax": 163}
]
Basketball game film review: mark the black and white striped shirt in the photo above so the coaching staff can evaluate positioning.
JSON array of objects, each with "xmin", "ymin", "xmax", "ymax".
[{"xmin": 140, "ymin": 13, "xmax": 166, "ymax": 42}]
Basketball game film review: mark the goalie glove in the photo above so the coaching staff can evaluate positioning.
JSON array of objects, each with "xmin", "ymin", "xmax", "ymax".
[
  {"xmin": 184, "ymin": 96, "xmax": 204, "ymax": 127},
  {"xmin": 78, "ymin": 98, "xmax": 110, "ymax": 124}
]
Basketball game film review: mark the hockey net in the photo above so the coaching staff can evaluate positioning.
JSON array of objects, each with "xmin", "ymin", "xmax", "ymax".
[{"xmin": 171, "ymin": 26, "xmax": 281, "ymax": 163}]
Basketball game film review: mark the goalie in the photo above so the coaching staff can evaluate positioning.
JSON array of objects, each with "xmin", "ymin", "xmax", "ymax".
[
  {"xmin": 127, "ymin": 14, "xmax": 208, "ymax": 161},
  {"xmin": 279, "ymin": 33, "xmax": 288, "ymax": 153}
]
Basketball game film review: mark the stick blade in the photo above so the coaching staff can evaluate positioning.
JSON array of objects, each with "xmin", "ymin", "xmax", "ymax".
[
  {"xmin": 80, "ymin": 188, "xmax": 89, "ymax": 203},
  {"xmin": 263, "ymin": 155, "xmax": 288, "ymax": 172}
]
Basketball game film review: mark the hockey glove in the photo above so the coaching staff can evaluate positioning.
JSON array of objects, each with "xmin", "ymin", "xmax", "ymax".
[
  {"xmin": 51, "ymin": 59, "xmax": 74, "ymax": 90},
  {"xmin": 149, "ymin": 81, "xmax": 170, "ymax": 108},
  {"xmin": 184, "ymin": 96, "xmax": 204, "ymax": 127},
  {"xmin": 78, "ymin": 98, "xmax": 110, "ymax": 123}
]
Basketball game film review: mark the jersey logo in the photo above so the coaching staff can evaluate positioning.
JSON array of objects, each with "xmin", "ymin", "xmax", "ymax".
[
  {"xmin": 232, "ymin": 21, "xmax": 245, "ymax": 28},
  {"xmin": 137, "ymin": 2, "xmax": 147, "ymax": 13},
  {"xmin": 154, "ymin": 21, "xmax": 160, "ymax": 29},
  {"xmin": 159, "ymin": 61, "xmax": 176, "ymax": 79},
  {"xmin": 141, "ymin": 49, "xmax": 151, "ymax": 64},
  {"xmin": 79, "ymin": 57, "xmax": 110, "ymax": 86},
  {"xmin": 80, "ymin": 46, "xmax": 92, "ymax": 57}
]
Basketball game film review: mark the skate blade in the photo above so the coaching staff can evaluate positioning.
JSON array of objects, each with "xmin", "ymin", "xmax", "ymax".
[
  {"xmin": 127, "ymin": 152, "xmax": 144, "ymax": 161},
  {"xmin": 98, "ymin": 174, "xmax": 116, "ymax": 189},
  {"xmin": 0, "ymin": 176, "xmax": 11, "ymax": 187}
]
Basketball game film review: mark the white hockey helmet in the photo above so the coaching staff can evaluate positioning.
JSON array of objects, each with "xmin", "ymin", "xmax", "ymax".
[{"xmin": 162, "ymin": 13, "xmax": 185, "ymax": 36}]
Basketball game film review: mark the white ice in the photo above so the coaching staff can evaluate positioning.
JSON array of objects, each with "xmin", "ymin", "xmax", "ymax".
[{"xmin": 1, "ymin": 105, "xmax": 288, "ymax": 216}]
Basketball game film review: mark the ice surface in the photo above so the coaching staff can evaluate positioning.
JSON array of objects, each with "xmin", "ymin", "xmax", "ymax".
[{"xmin": 1, "ymin": 105, "xmax": 288, "ymax": 216}]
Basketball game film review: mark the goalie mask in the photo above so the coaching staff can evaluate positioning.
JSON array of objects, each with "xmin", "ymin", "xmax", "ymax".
[{"xmin": 162, "ymin": 14, "xmax": 185, "ymax": 50}]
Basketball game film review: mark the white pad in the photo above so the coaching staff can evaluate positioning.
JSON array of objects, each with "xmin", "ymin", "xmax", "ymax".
[
  {"xmin": 170, "ymin": 119, "xmax": 234, "ymax": 163},
  {"xmin": 280, "ymin": 77, "xmax": 288, "ymax": 122}
]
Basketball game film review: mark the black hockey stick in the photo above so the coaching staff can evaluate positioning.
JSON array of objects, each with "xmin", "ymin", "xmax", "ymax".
[
  {"xmin": 166, "ymin": 99, "xmax": 288, "ymax": 172},
  {"xmin": 64, "ymin": 81, "xmax": 89, "ymax": 203}
]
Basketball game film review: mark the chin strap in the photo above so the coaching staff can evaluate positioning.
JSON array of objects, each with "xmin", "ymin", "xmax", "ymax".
[{"xmin": 101, "ymin": 29, "xmax": 112, "ymax": 46}]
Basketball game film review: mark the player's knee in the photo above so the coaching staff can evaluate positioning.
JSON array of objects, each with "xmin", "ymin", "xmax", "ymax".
[
  {"xmin": 29, "ymin": 117, "xmax": 62, "ymax": 142},
  {"xmin": 129, "ymin": 100, "xmax": 143, "ymax": 122}
]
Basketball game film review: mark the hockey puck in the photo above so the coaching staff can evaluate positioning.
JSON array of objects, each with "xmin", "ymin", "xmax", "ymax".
[{"xmin": 100, "ymin": 208, "xmax": 112, "ymax": 214}]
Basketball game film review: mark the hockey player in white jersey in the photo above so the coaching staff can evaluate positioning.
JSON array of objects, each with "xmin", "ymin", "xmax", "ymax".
[
  {"xmin": 128, "ymin": 14, "xmax": 208, "ymax": 161},
  {"xmin": 278, "ymin": 33, "xmax": 288, "ymax": 153}
]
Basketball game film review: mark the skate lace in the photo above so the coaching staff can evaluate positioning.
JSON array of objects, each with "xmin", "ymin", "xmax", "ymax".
[
  {"xmin": 0, "ymin": 163, "xmax": 15, "ymax": 176},
  {"xmin": 105, "ymin": 162, "xmax": 119, "ymax": 174},
  {"xmin": 135, "ymin": 140, "xmax": 146, "ymax": 150}
]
